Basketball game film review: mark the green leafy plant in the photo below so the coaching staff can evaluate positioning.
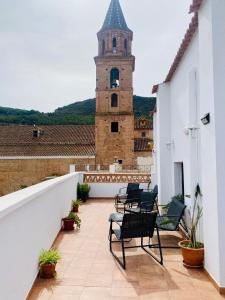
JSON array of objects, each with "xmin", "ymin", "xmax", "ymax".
[
  {"xmin": 78, "ymin": 183, "xmax": 91, "ymax": 201},
  {"xmin": 20, "ymin": 185, "xmax": 28, "ymax": 189},
  {"xmin": 39, "ymin": 248, "xmax": 61, "ymax": 266},
  {"xmin": 72, "ymin": 199, "xmax": 81, "ymax": 207},
  {"xmin": 67, "ymin": 212, "xmax": 81, "ymax": 228},
  {"xmin": 79, "ymin": 184, "xmax": 90, "ymax": 193},
  {"xmin": 187, "ymin": 184, "xmax": 204, "ymax": 249}
]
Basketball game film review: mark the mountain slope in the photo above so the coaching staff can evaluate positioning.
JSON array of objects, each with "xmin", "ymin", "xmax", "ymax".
[{"xmin": 0, "ymin": 96, "xmax": 156, "ymax": 125}]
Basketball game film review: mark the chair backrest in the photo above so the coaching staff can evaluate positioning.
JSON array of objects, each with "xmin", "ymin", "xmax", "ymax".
[
  {"xmin": 167, "ymin": 199, "xmax": 186, "ymax": 228},
  {"xmin": 126, "ymin": 189, "xmax": 143, "ymax": 203},
  {"xmin": 121, "ymin": 212, "xmax": 157, "ymax": 239},
  {"xmin": 139, "ymin": 191, "xmax": 157, "ymax": 211},
  {"xmin": 152, "ymin": 185, "xmax": 158, "ymax": 195},
  {"xmin": 126, "ymin": 183, "xmax": 140, "ymax": 193}
]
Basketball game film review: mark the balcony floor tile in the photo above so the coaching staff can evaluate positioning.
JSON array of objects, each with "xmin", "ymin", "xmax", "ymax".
[{"xmin": 28, "ymin": 200, "xmax": 225, "ymax": 300}]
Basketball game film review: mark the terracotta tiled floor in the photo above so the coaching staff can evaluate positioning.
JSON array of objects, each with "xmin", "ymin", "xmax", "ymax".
[{"xmin": 28, "ymin": 200, "xmax": 225, "ymax": 300}]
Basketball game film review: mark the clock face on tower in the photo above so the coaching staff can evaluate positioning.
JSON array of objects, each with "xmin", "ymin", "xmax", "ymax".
[{"xmin": 95, "ymin": 0, "xmax": 135, "ymax": 166}]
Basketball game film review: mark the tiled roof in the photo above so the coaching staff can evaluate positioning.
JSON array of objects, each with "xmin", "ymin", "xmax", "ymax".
[
  {"xmin": 189, "ymin": 0, "xmax": 203, "ymax": 13},
  {"xmin": 135, "ymin": 119, "xmax": 153, "ymax": 130},
  {"xmin": 0, "ymin": 125, "xmax": 95, "ymax": 157},
  {"xmin": 134, "ymin": 138, "xmax": 152, "ymax": 152},
  {"xmin": 99, "ymin": 0, "xmax": 132, "ymax": 33},
  {"xmin": 0, "ymin": 125, "xmax": 151, "ymax": 156},
  {"xmin": 152, "ymin": 13, "xmax": 198, "ymax": 93}
]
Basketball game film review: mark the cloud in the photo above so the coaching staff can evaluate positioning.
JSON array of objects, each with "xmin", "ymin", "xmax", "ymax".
[{"xmin": 0, "ymin": 0, "xmax": 192, "ymax": 112}]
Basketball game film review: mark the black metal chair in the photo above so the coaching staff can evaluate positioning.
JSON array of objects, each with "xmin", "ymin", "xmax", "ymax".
[
  {"xmin": 109, "ymin": 212, "xmax": 163, "ymax": 269},
  {"xmin": 115, "ymin": 188, "xmax": 143, "ymax": 213},
  {"xmin": 156, "ymin": 199, "xmax": 186, "ymax": 248},
  {"xmin": 115, "ymin": 183, "xmax": 140, "ymax": 211},
  {"xmin": 125, "ymin": 189, "xmax": 158, "ymax": 214}
]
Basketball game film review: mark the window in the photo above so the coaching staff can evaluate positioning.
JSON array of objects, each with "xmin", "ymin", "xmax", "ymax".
[
  {"xmin": 112, "ymin": 37, "xmax": 117, "ymax": 51},
  {"xmin": 111, "ymin": 122, "xmax": 119, "ymax": 133},
  {"xmin": 141, "ymin": 132, "xmax": 146, "ymax": 138},
  {"xmin": 110, "ymin": 68, "xmax": 120, "ymax": 88},
  {"xmin": 111, "ymin": 94, "xmax": 118, "ymax": 107},
  {"xmin": 124, "ymin": 39, "xmax": 128, "ymax": 55},
  {"xmin": 102, "ymin": 40, "xmax": 105, "ymax": 55}
]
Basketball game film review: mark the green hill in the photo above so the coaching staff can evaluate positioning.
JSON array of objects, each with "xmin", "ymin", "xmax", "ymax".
[{"xmin": 0, "ymin": 96, "xmax": 156, "ymax": 125}]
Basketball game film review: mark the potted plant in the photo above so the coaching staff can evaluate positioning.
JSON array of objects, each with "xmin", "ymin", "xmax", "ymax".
[
  {"xmin": 179, "ymin": 184, "xmax": 204, "ymax": 268},
  {"xmin": 79, "ymin": 184, "xmax": 90, "ymax": 202},
  {"xmin": 39, "ymin": 248, "xmax": 61, "ymax": 278},
  {"xmin": 72, "ymin": 199, "xmax": 81, "ymax": 213},
  {"xmin": 62, "ymin": 212, "xmax": 81, "ymax": 231}
]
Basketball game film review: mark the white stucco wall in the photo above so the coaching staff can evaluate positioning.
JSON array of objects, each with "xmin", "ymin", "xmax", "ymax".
[
  {"xmin": 155, "ymin": 0, "xmax": 225, "ymax": 288},
  {"xmin": 156, "ymin": 84, "xmax": 173, "ymax": 204},
  {"xmin": 0, "ymin": 173, "xmax": 79, "ymax": 300},
  {"xmin": 198, "ymin": 0, "xmax": 225, "ymax": 288},
  {"xmin": 156, "ymin": 31, "xmax": 199, "ymax": 206},
  {"xmin": 89, "ymin": 182, "xmax": 149, "ymax": 198}
]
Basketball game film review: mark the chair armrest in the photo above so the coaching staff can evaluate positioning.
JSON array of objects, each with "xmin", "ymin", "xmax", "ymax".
[
  {"xmin": 124, "ymin": 197, "xmax": 140, "ymax": 204},
  {"xmin": 119, "ymin": 186, "xmax": 127, "ymax": 193},
  {"xmin": 111, "ymin": 219, "xmax": 123, "ymax": 227},
  {"xmin": 157, "ymin": 215, "xmax": 179, "ymax": 218}
]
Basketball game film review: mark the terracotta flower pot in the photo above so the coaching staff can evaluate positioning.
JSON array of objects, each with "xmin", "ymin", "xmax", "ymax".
[
  {"xmin": 72, "ymin": 205, "xmax": 79, "ymax": 213},
  {"xmin": 62, "ymin": 218, "xmax": 75, "ymax": 231},
  {"xmin": 40, "ymin": 263, "xmax": 56, "ymax": 278},
  {"xmin": 179, "ymin": 240, "xmax": 204, "ymax": 268}
]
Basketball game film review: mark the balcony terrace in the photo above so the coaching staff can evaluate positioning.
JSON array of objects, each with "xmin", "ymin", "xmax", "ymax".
[
  {"xmin": 29, "ymin": 199, "xmax": 224, "ymax": 300},
  {"xmin": 0, "ymin": 172, "xmax": 224, "ymax": 300}
]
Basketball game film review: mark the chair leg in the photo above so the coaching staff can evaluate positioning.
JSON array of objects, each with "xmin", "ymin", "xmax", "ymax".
[
  {"xmin": 156, "ymin": 226, "xmax": 163, "ymax": 265},
  {"xmin": 109, "ymin": 221, "xmax": 113, "ymax": 251},
  {"xmin": 141, "ymin": 230, "xmax": 163, "ymax": 266},
  {"xmin": 121, "ymin": 239, "xmax": 126, "ymax": 269},
  {"xmin": 109, "ymin": 234, "xmax": 126, "ymax": 269}
]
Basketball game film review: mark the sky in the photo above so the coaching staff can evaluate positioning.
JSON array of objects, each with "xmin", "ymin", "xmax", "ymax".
[{"xmin": 0, "ymin": 0, "xmax": 192, "ymax": 112}]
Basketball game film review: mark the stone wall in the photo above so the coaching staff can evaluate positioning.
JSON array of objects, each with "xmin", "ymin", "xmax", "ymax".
[
  {"xmin": 0, "ymin": 157, "xmax": 95, "ymax": 196},
  {"xmin": 134, "ymin": 129, "xmax": 153, "ymax": 139}
]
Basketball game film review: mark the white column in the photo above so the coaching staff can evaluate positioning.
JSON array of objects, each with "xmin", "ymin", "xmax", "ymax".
[
  {"xmin": 156, "ymin": 83, "xmax": 173, "ymax": 204},
  {"xmin": 198, "ymin": 0, "xmax": 225, "ymax": 288}
]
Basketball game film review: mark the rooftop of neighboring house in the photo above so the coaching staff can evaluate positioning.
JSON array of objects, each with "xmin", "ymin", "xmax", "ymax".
[{"xmin": 0, "ymin": 124, "xmax": 152, "ymax": 157}]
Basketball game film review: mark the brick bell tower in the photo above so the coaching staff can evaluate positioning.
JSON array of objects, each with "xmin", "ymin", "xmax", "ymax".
[{"xmin": 95, "ymin": 0, "xmax": 135, "ymax": 166}]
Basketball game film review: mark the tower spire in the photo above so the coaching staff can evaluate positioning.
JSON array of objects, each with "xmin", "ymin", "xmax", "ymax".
[{"xmin": 99, "ymin": 0, "xmax": 132, "ymax": 33}]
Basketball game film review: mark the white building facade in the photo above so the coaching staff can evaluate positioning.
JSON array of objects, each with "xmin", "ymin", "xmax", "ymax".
[{"xmin": 153, "ymin": 0, "xmax": 225, "ymax": 292}]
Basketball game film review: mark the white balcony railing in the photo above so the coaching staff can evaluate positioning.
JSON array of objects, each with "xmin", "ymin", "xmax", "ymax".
[
  {"xmin": 0, "ymin": 171, "xmax": 153, "ymax": 299},
  {"xmin": 0, "ymin": 173, "xmax": 80, "ymax": 300}
]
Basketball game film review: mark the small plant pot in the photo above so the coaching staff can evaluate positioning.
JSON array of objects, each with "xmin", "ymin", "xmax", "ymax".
[
  {"xmin": 80, "ymin": 192, "xmax": 88, "ymax": 202},
  {"xmin": 72, "ymin": 205, "xmax": 79, "ymax": 213},
  {"xmin": 179, "ymin": 240, "xmax": 204, "ymax": 268},
  {"xmin": 62, "ymin": 218, "xmax": 75, "ymax": 231},
  {"xmin": 40, "ymin": 263, "xmax": 56, "ymax": 279}
]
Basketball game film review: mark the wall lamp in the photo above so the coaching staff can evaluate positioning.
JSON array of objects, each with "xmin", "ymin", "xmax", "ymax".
[{"xmin": 201, "ymin": 113, "xmax": 210, "ymax": 125}]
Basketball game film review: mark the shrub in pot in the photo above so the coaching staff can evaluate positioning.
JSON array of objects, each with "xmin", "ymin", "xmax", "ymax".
[
  {"xmin": 79, "ymin": 184, "xmax": 90, "ymax": 202},
  {"xmin": 72, "ymin": 199, "xmax": 81, "ymax": 213},
  {"xmin": 39, "ymin": 248, "xmax": 61, "ymax": 278},
  {"xmin": 62, "ymin": 212, "xmax": 81, "ymax": 231},
  {"xmin": 179, "ymin": 184, "xmax": 204, "ymax": 268}
]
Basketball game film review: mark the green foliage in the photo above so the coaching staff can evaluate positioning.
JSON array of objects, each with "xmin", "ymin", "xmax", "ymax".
[
  {"xmin": 39, "ymin": 248, "xmax": 61, "ymax": 266},
  {"xmin": 188, "ymin": 184, "xmax": 203, "ymax": 249},
  {"xmin": 72, "ymin": 199, "xmax": 81, "ymax": 207},
  {"xmin": 79, "ymin": 184, "xmax": 90, "ymax": 193},
  {"xmin": 20, "ymin": 185, "xmax": 28, "ymax": 189},
  {"xmin": 67, "ymin": 212, "xmax": 81, "ymax": 228},
  {"xmin": 0, "ymin": 96, "xmax": 156, "ymax": 125}
]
